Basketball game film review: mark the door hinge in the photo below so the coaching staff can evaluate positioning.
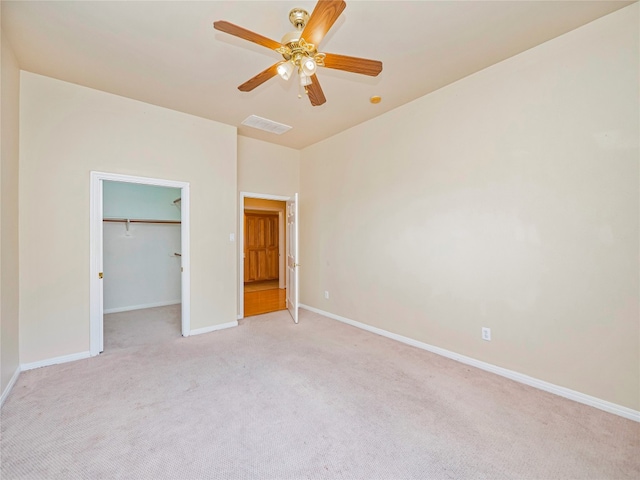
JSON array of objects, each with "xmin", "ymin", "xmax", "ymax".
[{"xmin": 99, "ymin": 272, "xmax": 103, "ymax": 279}]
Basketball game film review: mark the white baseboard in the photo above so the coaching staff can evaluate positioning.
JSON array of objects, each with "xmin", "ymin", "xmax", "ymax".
[
  {"xmin": 21, "ymin": 351, "xmax": 92, "ymax": 372},
  {"xmin": 190, "ymin": 320, "xmax": 238, "ymax": 336},
  {"xmin": 104, "ymin": 300, "xmax": 181, "ymax": 314},
  {"xmin": 1, "ymin": 366, "xmax": 21, "ymax": 408},
  {"xmin": 300, "ymin": 304, "xmax": 640, "ymax": 423}
]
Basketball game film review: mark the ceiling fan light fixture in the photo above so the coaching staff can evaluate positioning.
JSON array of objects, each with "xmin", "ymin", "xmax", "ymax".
[
  {"xmin": 277, "ymin": 61, "xmax": 294, "ymax": 80},
  {"xmin": 301, "ymin": 56, "xmax": 317, "ymax": 76},
  {"xmin": 299, "ymin": 71, "xmax": 312, "ymax": 87}
]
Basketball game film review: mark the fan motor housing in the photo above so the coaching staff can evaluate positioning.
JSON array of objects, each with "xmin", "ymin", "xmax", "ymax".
[{"xmin": 281, "ymin": 30, "xmax": 302, "ymax": 48}]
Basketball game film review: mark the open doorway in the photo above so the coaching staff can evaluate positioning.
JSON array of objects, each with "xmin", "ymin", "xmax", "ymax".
[
  {"xmin": 102, "ymin": 181, "xmax": 182, "ymax": 350},
  {"xmin": 90, "ymin": 172, "xmax": 191, "ymax": 356},
  {"xmin": 244, "ymin": 198, "xmax": 286, "ymax": 317},
  {"xmin": 239, "ymin": 192, "xmax": 299, "ymax": 322}
]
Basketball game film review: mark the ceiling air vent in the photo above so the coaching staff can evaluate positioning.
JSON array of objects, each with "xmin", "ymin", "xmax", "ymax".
[{"xmin": 241, "ymin": 115, "xmax": 292, "ymax": 135}]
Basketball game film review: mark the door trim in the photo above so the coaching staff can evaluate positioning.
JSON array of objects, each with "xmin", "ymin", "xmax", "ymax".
[
  {"xmin": 239, "ymin": 191, "xmax": 295, "ymax": 320},
  {"xmin": 90, "ymin": 171, "xmax": 191, "ymax": 356}
]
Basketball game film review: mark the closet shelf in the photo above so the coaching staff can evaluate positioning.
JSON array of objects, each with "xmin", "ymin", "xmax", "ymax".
[{"xmin": 103, "ymin": 218, "xmax": 181, "ymax": 225}]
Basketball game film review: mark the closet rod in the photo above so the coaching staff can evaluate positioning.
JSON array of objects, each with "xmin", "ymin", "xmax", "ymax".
[{"xmin": 103, "ymin": 218, "xmax": 181, "ymax": 225}]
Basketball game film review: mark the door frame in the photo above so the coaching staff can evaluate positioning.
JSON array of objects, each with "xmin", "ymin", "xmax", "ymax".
[
  {"xmin": 90, "ymin": 171, "xmax": 191, "ymax": 356},
  {"xmin": 239, "ymin": 191, "xmax": 295, "ymax": 319}
]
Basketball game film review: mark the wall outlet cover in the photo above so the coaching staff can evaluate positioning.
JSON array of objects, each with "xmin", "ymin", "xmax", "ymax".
[{"xmin": 482, "ymin": 327, "xmax": 491, "ymax": 341}]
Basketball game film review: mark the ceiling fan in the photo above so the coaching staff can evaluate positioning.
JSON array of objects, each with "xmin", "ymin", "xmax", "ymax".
[{"xmin": 213, "ymin": 0, "xmax": 382, "ymax": 106}]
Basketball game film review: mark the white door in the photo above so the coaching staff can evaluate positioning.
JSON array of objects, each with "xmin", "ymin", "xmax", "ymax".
[
  {"xmin": 97, "ymin": 181, "xmax": 105, "ymax": 353},
  {"xmin": 286, "ymin": 194, "xmax": 299, "ymax": 324}
]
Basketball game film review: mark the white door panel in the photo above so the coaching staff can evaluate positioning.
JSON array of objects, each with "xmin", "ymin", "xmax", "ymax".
[{"xmin": 286, "ymin": 193, "xmax": 299, "ymax": 324}]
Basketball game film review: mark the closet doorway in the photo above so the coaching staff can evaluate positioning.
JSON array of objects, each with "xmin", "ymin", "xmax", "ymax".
[{"xmin": 90, "ymin": 172, "xmax": 191, "ymax": 356}]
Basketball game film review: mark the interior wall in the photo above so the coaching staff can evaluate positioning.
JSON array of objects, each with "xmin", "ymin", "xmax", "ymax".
[
  {"xmin": 103, "ymin": 222, "xmax": 181, "ymax": 313},
  {"xmin": 237, "ymin": 136, "xmax": 300, "ymax": 313},
  {"xmin": 19, "ymin": 72, "xmax": 237, "ymax": 364},
  {"xmin": 237, "ymin": 136, "xmax": 300, "ymax": 196},
  {"xmin": 103, "ymin": 181, "xmax": 181, "ymax": 221},
  {"xmin": 244, "ymin": 198, "xmax": 287, "ymax": 211},
  {"xmin": 300, "ymin": 5, "xmax": 639, "ymax": 410},
  {"xmin": 103, "ymin": 182, "xmax": 182, "ymax": 313},
  {"xmin": 0, "ymin": 25, "xmax": 21, "ymax": 397}
]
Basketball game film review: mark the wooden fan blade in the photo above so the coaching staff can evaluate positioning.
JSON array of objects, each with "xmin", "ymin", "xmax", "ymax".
[
  {"xmin": 238, "ymin": 63, "xmax": 279, "ymax": 92},
  {"xmin": 306, "ymin": 75, "xmax": 326, "ymax": 106},
  {"xmin": 301, "ymin": 0, "xmax": 346, "ymax": 47},
  {"xmin": 213, "ymin": 20, "xmax": 282, "ymax": 51},
  {"xmin": 322, "ymin": 53, "xmax": 382, "ymax": 76}
]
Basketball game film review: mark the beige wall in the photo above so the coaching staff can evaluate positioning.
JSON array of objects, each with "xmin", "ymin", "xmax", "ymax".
[
  {"xmin": 19, "ymin": 73, "xmax": 237, "ymax": 364},
  {"xmin": 244, "ymin": 198, "xmax": 286, "ymax": 211},
  {"xmin": 1, "ymin": 27, "xmax": 21, "ymax": 396},
  {"xmin": 300, "ymin": 5, "xmax": 639, "ymax": 410},
  {"xmin": 238, "ymin": 136, "xmax": 300, "ymax": 196}
]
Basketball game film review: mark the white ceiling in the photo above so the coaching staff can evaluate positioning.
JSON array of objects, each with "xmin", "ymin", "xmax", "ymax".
[{"xmin": 2, "ymin": 0, "xmax": 634, "ymax": 149}]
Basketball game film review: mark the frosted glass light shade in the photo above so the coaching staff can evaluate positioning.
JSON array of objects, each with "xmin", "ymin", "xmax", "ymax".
[
  {"xmin": 301, "ymin": 56, "xmax": 317, "ymax": 76},
  {"xmin": 299, "ymin": 71, "xmax": 312, "ymax": 86},
  {"xmin": 277, "ymin": 61, "xmax": 294, "ymax": 81}
]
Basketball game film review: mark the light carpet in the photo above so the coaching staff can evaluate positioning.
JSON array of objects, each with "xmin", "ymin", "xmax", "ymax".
[
  {"xmin": 103, "ymin": 304, "xmax": 182, "ymax": 351},
  {"xmin": 1, "ymin": 308, "xmax": 638, "ymax": 479}
]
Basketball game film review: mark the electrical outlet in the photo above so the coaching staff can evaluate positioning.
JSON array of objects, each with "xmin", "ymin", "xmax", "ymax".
[
  {"xmin": 324, "ymin": 291, "xmax": 329, "ymax": 299},
  {"xmin": 482, "ymin": 327, "xmax": 491, "ymax": 341}
]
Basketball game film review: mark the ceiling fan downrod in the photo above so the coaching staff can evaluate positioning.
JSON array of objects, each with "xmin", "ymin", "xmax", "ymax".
[{"xmin": 288, "ymin": 8, "xmax": 309, "ymax": 30}]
